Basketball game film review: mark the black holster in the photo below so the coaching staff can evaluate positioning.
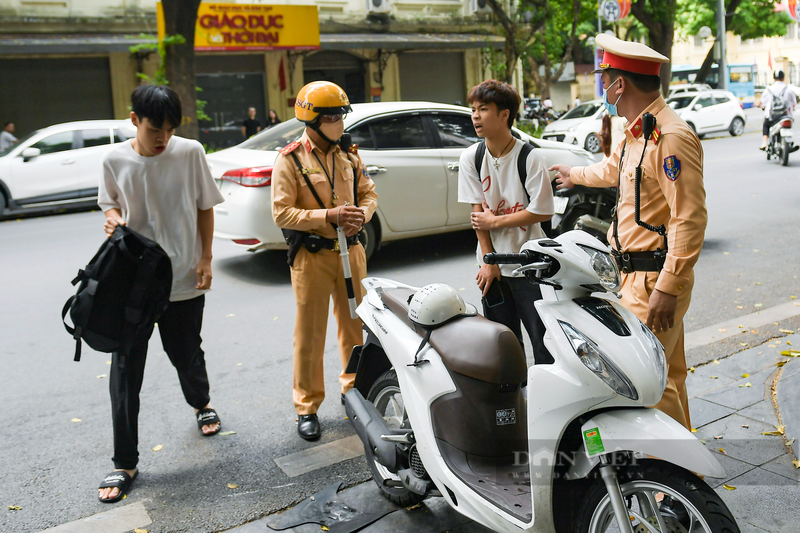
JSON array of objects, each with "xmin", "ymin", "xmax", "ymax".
[
  {"xmin": 281, "ymin": 229, "xmax": 305, "ymax": 267},
  {"xmin": 612, "ymin": 249, "xmax": 667, "ymax": 274}
]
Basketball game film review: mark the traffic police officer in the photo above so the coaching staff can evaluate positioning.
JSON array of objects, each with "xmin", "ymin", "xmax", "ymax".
[
  {"xmin": 550, "ymin": 34, "xmax": 707, "ymax": 429},
  {"xmin": 271, "ymin": 81, "xmax": 379, "ymax": 440}
]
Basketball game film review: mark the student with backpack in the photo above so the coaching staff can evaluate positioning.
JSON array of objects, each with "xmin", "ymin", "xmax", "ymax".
[
  {"xmin": 96, "ymin": 84, "xmax": 225, "ymax": 503},
  {"xmin": 457, "ymin": 79, "xmax": 555, "ymax": 364},
  {"xmin": 760, "ymin": 70, "xmax": 796, "ymax": 150}
]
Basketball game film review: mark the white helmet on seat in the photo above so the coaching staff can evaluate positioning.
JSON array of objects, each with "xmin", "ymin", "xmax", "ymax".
[{"xmin": 408, "ymin": 283, "xmax": 477, "ymax": 327}]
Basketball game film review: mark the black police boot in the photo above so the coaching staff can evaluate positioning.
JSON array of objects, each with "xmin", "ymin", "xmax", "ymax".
[{"xmin": 297, "ymin": 414, "xmax": 321, "ymax": 440}]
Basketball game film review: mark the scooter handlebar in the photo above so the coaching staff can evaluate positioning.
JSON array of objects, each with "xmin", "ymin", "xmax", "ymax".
[{"xmin": 483, "ymin": 250, "xmax": 536, "ymax": 265}]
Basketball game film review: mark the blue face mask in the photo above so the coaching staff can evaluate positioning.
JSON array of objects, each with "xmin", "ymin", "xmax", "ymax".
[{"xmin": 603, "ymin": 77, "xmax": 622, "ymax": 116}]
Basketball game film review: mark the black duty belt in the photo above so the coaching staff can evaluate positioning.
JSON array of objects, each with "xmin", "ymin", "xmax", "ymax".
[
  {"xmin": 304, "ymin": 233, "xmax": 359, "ymax": 253},
  {"xmin": 612, "ymin": 250, "xmax": 666, "ymax": 274}
]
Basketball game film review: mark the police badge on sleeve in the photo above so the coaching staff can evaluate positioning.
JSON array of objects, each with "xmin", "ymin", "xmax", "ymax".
[{"xmin": 663, "ymin": 155, "xmax": 681, "ymax": 181}]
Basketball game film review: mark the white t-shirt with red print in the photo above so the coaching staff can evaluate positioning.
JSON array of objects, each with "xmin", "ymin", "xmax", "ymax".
[{"xmin": 458, "ymin": 138, "xmax": 555, "ymax": 277}]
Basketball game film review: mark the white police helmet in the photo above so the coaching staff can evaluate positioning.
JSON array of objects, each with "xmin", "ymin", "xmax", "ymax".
[{"xmin": 408, "ymin": 283, "xmax": 477, "ymax": 327}]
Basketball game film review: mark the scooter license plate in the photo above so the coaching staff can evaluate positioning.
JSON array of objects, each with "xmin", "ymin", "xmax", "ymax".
[
  {"xmin": 553, "ymin": 196, "xmax": 569, "ymax": 215},
  {"xmin": 780, "ymin": 129, "xmax": 793, "ymax": 138}
]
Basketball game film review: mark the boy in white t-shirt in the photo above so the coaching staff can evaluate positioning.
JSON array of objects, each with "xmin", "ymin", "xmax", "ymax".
[
  {"xmin": 458, "ymin": 80, "xmax": 555, "ymax": 363},
  {"xmin": 96, "ymin": 85, "xmax": 225, "ymax": 503}
]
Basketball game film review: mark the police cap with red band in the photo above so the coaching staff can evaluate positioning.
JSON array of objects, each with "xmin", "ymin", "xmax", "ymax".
[{"xmin": 592, "ymin": 34, "xmax": 669, "ymax": 76}]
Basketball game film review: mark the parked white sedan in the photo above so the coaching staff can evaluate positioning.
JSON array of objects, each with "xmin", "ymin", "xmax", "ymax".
[
  {"xmin": 0, "ymin": 120, "xmax": 136, "ymax": 217},
  {"xmin": 208, "ymin": 102, "xmax": 596, "ymax": 259},
  {"xmin": 667, "ymin": 90, "xmax": 746, "ymax": 138},
  {"xmin": 542, "ymin": 100, "xmax": 605, "ymax": 153}
]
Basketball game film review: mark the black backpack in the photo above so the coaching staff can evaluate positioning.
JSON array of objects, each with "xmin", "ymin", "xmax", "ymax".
[
  {"xmin": 474, "ymin": 138, "xmax": 535, "ymax": 202},
  {"xmin": 770, "ymin": 87, "xmax": 788, "ymax": 120},
  {"xmin": 62, "ymin": 225, "xmax": 172, "ymax": 364}
]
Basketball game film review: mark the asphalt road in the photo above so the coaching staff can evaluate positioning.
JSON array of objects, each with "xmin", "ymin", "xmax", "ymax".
[{"xmin": 1, "ymin": 108, "xmax": 799, "ymax": 532}]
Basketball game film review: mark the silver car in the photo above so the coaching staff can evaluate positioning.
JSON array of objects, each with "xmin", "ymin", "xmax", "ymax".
[{"xmin": 207, "ymin": 102, "xmax": 597, "ymax": 259}]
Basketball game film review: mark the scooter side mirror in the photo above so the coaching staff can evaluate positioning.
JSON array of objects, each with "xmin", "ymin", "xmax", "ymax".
[{"xmin": 21, "ymin": 147, "xmax": 41, "ymax": 162}]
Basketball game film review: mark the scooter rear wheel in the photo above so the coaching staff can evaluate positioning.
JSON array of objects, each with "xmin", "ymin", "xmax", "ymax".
[
  {"xmin": 574, "ymin": 459, "xmax": 739, "ymax": 533},
  {"xmin": 365, "ymin": 369, "xmax": 426, "ymax": 507}
]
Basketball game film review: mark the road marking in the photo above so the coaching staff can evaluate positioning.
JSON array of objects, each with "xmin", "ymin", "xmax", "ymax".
[
  {"xmin": 275, "ymin": 435, "xmax": 364, "ymax": 478},
  {"xmin": 39, "ymin": 501, "xmax": 151, "ymax": 533},
  {"xmin": 686, "ymin": 301, "xmax": 800, "ymax": 351}
]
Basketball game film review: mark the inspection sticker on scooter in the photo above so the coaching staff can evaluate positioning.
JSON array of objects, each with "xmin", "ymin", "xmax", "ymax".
[
  {"xmin": 583, "ymin": 427, "xmax": 605, "ymax": 456},
  {"xmin": 496, "ymin": 408, "xmax": 516, "ymax": 426}
]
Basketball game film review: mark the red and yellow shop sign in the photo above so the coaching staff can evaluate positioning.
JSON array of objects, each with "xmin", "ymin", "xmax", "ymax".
[{"xmin": 157, "ymin": 2, "xmax": 320, "ymax": 51}]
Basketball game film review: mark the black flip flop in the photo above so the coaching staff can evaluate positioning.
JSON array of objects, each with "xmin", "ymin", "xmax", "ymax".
[
  {"xmin": 196, "ymin": 407, "xmax": 221, "ymax": 436},
  {"xmin": 98, "ymin": 470, "xmax": 137, "ymax": 504}
]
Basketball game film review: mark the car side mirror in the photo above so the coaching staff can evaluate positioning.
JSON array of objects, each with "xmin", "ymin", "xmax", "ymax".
[
  {"xmin": 21, "ymin": 147, "xmax": 41, "ymax": 161},
  {"xmin": 668, "ymin": 102, "xmax": 677, "ymax": 109},
  {"xmin": 693, "ymin": 104, "xmax": 703, "ymax": 111}
]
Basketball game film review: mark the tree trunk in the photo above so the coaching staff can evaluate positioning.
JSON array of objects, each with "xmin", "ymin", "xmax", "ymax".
[
  {"xmin": 695, "ymin": 0, "xmax": 743, "ymax": 86},
  {"xmin": 161, "ymin": 0, "xmax": 202, "ymax": 139},
  {"xmin": 631, "ymin": 0, "xmax": 676, "ymax": 96}
]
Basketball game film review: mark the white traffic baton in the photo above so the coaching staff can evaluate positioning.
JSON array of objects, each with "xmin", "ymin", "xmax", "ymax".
[{"xmin": 337, "ymin": 225, "xmax": 358, "ymax": 319}]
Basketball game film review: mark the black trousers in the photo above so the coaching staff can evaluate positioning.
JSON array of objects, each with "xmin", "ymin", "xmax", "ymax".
[
  {"xmin": 763, "ymin": 116, "xmax": 781, "ymax": 136},
  {"xmin": 482, "ymin": 276, "xmax": 554, "ymax": 365},
  {"xmin": 109, "ymin": 295, "xmax": 210, "ymax": 470}
]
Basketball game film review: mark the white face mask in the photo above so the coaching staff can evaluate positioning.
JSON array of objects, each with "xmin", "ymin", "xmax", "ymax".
[{"xmin": 319, "ymin": 119, "xmax": 344, "ymax": 142}]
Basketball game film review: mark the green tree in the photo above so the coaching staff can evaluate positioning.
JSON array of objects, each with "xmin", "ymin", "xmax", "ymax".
[
  {"xmin": 630, "ymin": 0, "xmax": 679, "ymax": 95},
  {"xmin": 676, "ymin": 0, "xmax": 787, "ymax": 84}
]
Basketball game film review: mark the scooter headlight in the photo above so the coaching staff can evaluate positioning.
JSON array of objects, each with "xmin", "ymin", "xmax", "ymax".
[
  {"xmin": 640, "ymin": 321, "xmax": 668, "ymax": 394},
  {"xmin": 559, "ymin": 321, "xmax": 638, "ymax": 400},
  {"xmin": 578, "ymin": 245, "xmax": 621, "ymax": 292}
]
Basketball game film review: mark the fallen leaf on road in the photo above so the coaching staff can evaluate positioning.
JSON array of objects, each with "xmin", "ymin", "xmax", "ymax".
[
  {"xmin": 755, "ymin": 303, "xmax": 763, "ymax": 308},
  {"xmin": 719, "ymin": 328, "xmax": 727, "ymax": 332},
  {"xmin": 218, "ymin": 431, "xmax": 237, "ymax": 436},
  {"xmin": 710, "ymin": 376, "xmax": 719, "ymax": 379},
  {"xmin": 152, "ymin": 444, "xmax": 163, "ymax": 451},
  {"xmin": 71, "ymin": 418, "xmax": 81, "ymax": 423},
  {"xmin": 762, "ymin": 425, "xmax": 785, "ymax": 436},
  {"xmin": 740, "ymin": 343, "xmax": 749, "ymax": 346},
  {"xmin": 786, "ymin": 438, "xmax": 795, "ymax": 446},
  {"xmin": 737, "ymin": 306, "xmax": 744, "ymax": 309},
  {"xmin": 97, "ymin": 374, "xmax": 107, "ymax": 379},
  {"xmin": 780, "ymin": 350, "xmax": 800, "ymax": 357},
  {"xmin": 134, "ymin": 529, "xmax": 148, "ymax": 533},
  {"xmin": 742, "ymin": 373, "xmax": 750, "ymax": 378},
  {"xmin": 714, "ymin": 435, "xmax": 724, "ymax": 440},
  {"xmin": 689, "ymin": 366, "xmax": 696, "ymax": 373},
  {"xmin": 788, "ymin": 340, "xmax": 794, "ymax": 345},
  {"xmin": 780, "ymin": 329, "xmax": 795, "ymax": 334},
  {"xmin": 742, "ymin": 425, "xmax": 750, "ymax": 429},
  {"xmin": 321, "ymin": 526, "xmax": 329, "ymax": 532},
  {"xmin": 8, "ymin": 506, "xmax": 21, "ymax": 511},
  {"xmin": 713, "ymin": 359, "xmax": 721, "ymax": 364},
  {"xmin": 778, "ymin": 361, "xmax": 788, "ymax": 367},
  {"xmin": 723, "ymin": 484, "xmax": 737, "ymax": 490},
  {"xmin": 719, "ymin": 448, "xmax": 727, "ymax": 455},
  {"xmin": 738, "ymin": 325, "xmax": 744, "ymax": 329},
  {"xmin": 755, "ymin": 282, "xmax": 763, "ymax": 285},
  {"xmin": 739, "ymin": 382, "xmax": 752, "ymax": 388},
  {"xmin": 793, "ymin": 460, "xmax": 800, "ymax": 469},
  {"xmin": 227, "ymin": 483, "xmax": 239, "ymax": 489},
  {"xmin": 691, "ymin": 428, "xmax": 697, "ymax": 433},
  {"xmin": 700, "ymin": 439, "xmax": 706, "ymax": 444}
]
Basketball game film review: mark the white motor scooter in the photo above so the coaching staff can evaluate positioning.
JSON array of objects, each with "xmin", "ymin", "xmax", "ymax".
[
  {"xmin": 344, "ymin": 231, "xmax": 740, "ymax": 533},
  {"xmin": 766, "ymin": 114, "xmax": 798, "ymax": 166}
]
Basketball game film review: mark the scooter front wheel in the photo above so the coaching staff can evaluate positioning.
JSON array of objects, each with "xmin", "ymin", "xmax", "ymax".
[
  {"xmin": 576, "ymin": 459, "xmax": 740, "ymax": 533},
  {"xmin": 365, "ymin": 369, "xmax": 426, "ymax": 507}
]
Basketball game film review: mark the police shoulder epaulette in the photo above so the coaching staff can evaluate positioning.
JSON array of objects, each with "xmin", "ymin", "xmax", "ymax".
[
  {"xmin": 348, "ymin": 143, "xmax": 359, "ymax": 155},
  {"xmin": 279, "ymin": 140, "xmax": 302, "ymax": 156}
]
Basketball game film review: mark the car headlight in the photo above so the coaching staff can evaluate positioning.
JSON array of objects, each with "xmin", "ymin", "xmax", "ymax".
[
  {"xmin": 578, "ymin": 245, "xmax": 621, "ymax": 292},
  {"xmin": 640, "ymin": 321, "xmax": 668, "ymax": 394},
  {"xmin": 560, "ymin": 321, "xmax": 638, "ymax": 400}
]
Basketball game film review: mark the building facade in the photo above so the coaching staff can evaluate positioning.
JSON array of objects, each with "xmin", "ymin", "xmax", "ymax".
[{"xmin": 0, "ymin": 0, "xmax": 508, "ymax": 147}]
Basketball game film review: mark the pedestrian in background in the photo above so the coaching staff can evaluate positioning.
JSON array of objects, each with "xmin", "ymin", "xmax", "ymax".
[
  {"xmin": 0, "ymin": 121, "xmax": 18, "ymax": 152},
  {"xmin": 458, "ymin": 79, "xmax": 555, "ymax": 364},
  {"xmin": 97, "ymin": 84, "xmax": 225, "ymax": 503},
  {"xmin": 550, "ymin": 34, "xmax": 707, "ymax": 430},
  {"xmin": 759, "ymin": 70, "xmax": 795, "ymax": 150},
  {"xmin": 266, "ymin": 109, "xmax": 282, "ymax": 128},
  {"xmin": 271, "ymin": 81, "xmax": 378, "ymax": 441},
  {"xmin": 242, "ymin": 107, "xmax": 261, "ymax": 139}
]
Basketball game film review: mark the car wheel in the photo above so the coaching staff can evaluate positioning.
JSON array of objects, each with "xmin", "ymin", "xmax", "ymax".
[
  {"xmin": 687, "ymin": 122, "xmax": 697, "ymax": 135},
  {"xmin": 729, "ymin": 116, "xmax": 745, "ymax": 136},
  {"xmin": 361, "ymin": 219, "xmax": 378, "ymax": 262},
  {"xmin": 0, "ymin": 189, "xmax": 7, "ymax": 216},
  {"xmin": 584, "ymin": 133, "xmax": 602, "ymax": 154}
]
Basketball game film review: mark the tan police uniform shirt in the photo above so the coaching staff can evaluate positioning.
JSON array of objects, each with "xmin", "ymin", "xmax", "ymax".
[
  {"xmin": 271, "ymin": 131, "xmax": 378, "ymax": 237},
  {"xmin": 570, "ymin": 96, "xmax": 707, "ymax": 297}
]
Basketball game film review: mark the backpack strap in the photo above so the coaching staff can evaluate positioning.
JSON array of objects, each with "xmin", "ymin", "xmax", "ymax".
[
  {"xmin": 474, "ymin": 140, "xmax": 486, "ymax": 179},
  {"xmin": 289, "ymin": 152, "xmax": 327, "ymax": 210},
  {"xmin": 517, "ymin": 141, "xmax": 534, "ymax": 204}
]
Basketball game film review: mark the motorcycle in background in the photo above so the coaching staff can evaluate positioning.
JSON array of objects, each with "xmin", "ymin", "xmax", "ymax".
[
  {"xmin": 765, "ymin": 115, "xmax": 798, "ymax": 166},
  {"xmin": 549, "ymin": 184, "xmax": 616, "ymax": 245}
]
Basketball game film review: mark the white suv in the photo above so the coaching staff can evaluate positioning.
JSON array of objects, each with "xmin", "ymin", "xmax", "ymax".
[
  {"xmin": 0, "ymin": 120, "xmax": 136, "ymax": 217},
  {"xmin": 667, "ymin": 90, "xmax": 746, "ymax": 138}
]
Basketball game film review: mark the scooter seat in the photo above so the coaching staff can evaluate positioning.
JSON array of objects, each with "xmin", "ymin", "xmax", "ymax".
[{"xmin": 381, "ymin": 288, "xmax": 527, "ymax": 385}]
